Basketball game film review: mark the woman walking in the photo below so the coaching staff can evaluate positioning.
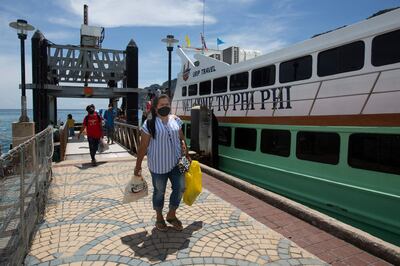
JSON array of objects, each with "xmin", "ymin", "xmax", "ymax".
[{"xmin": 134, "ymin": 94, "xmax": 189, "ymax": 231}]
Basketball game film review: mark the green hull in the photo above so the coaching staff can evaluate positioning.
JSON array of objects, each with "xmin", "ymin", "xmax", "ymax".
[{"xmin": 185, "ymin": 121, "xmax": 400, "ymax": 245}]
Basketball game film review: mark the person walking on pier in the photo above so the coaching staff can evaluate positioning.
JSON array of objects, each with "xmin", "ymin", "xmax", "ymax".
[
  {"xmin": 77, "ymin": 104, "xmax": 103, "ymax": 166},
  {"xmin": 135, "ymin": 94, "xmax": 190, "ymax": 232},
  {"xmin": 103, "ymin": 103, "xmax": 116, "ymax": 144},
  {"xmin": 66, "ymin": 114, "xmax": 75, "ymax": 137}
]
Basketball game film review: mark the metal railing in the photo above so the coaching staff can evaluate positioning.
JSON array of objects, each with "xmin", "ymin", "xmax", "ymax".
[
  {"xmin": 114, "ymin": 121, "xmax": 140, "ymax": 154},
  {"xmin": 0, "ymin": 126, "xmax": 53, "ymax": 265}
]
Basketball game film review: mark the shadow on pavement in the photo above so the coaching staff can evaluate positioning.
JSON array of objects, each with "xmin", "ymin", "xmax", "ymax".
[
  {"xmin": 121, "ymin": 221, "xmax": 203, "ymax": 262},
  {"xmin": 74, "ymin": 161, "xmax": 107, "ymax": 170}
]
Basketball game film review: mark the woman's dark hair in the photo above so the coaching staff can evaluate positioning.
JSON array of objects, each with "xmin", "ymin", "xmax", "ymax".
[
  {"xmin": 147, "ymin": 94, "xmax": 170, "ymax": 139},
  {"xmin": 67, "ymin": 114, "xmax": 72, "ymax": 119}
]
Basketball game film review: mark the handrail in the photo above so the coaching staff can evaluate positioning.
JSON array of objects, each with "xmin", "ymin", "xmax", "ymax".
[
  {"xmin": 114, "ymin": 121, "xmax": 140, "ymax": 154},
  {"xmin": 0, "ymin": 126, "xmax": 53, "ymax": 265}
]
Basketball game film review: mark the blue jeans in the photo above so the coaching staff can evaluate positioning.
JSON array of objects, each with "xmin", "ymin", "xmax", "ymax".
[{"xmin": 150, "ymin": 166, "xmax": 185, "ymax": 211}]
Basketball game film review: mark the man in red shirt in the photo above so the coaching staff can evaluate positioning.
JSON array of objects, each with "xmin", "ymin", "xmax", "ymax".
[{"xmin": 77, "ymin": 104, "xmax": 103, "ymax": 165}]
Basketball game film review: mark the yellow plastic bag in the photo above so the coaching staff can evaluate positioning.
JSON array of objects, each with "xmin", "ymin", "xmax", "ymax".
[{"xmin": 183, "ymin": 160, "xmax": 202, "ymax": 206}]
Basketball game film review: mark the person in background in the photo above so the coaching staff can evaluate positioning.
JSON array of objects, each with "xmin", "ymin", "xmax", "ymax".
[
  {"xmin": 103, "ymin": 103, "xmax": 116, "ymax": 144},
  {"xmin": 135, "ymin": 94, "xmax": 190, "ymax": 232},
  {"xmin": 141, "ymin": 96, "xmax": 152, "ymax": 125},
  {"xmin": 66, "ymin": 114, "xmax": 75, "ymax": 137},
  {"xmin": 77, "ymin": 104, "xmax": 103, "ymax": 166}
]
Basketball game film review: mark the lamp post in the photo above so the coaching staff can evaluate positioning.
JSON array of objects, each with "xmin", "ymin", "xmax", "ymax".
[
  {"xmin": 9, "ymin": 19, "xmax": 35, "ymax": 122},
  {"xmin": 161, "ymin": 35, "xmax": 178, "ymax": 97}
]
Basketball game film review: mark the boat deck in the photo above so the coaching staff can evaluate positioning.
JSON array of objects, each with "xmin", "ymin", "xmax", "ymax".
[{"xmin": 24, "ymin": 139, "xmax": 392, "ymax": 265}]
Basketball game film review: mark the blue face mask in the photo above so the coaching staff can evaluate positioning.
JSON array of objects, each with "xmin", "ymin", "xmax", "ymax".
[{"xmin": 157, "ymin": 106, "xmax": 170, "ymax": 117}]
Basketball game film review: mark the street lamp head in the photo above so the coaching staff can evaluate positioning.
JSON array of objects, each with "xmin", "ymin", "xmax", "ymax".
[
  {"xmin": 9, "ymin": 19, "xmax": 35, "ymax": 38},
  {"xmin": 161, "ymin": 34, "xmax": 179, "ymax": 50}
]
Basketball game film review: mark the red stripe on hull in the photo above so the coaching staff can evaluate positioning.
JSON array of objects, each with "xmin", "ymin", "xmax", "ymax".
[{"xmin": 179, "ymin": 113, "xmax": 400, "ymax": 126}]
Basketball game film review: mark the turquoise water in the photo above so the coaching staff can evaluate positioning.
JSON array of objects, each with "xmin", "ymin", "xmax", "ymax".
[{"xmin": 0, "ymin": 109, "xmax": 87, "ymax": 155}]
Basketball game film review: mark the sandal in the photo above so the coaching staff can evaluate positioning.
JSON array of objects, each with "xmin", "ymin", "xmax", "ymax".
[
  {"xmin": 166, "ymin": 217, "xmax": 183, "ymax": 231},
  {"xmin": 155, "ymin": 220, "xmax": 168, "ymax": 232}
]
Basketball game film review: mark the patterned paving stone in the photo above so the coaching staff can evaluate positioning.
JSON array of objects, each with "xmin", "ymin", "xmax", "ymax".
[{"xmin": 25, "ymin": 160, "xmax": 327, "ymax": 265}]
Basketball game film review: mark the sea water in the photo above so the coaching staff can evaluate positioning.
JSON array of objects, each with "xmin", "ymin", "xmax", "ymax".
[{"xmin": 0, "ymin": 109, "xmax": 87, "ymax": 155}]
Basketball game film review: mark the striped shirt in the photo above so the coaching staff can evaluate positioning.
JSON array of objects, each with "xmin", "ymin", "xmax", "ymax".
[{"xmin": 142, "ymin": 115, "xmax": 183, "ymax": 174}]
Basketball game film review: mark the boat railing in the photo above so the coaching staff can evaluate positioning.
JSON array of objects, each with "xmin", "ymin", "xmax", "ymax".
[
  {"xmin": 0, "ymin": 126, "xmax": 53, "ymax": 265},
  {"xmin": 114, "ymin": 121, "xmax": 140, "ymax": 154}
]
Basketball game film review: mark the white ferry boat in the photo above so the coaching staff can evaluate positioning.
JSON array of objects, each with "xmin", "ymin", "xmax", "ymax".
[{"xmin": 171, "ymin": 8, "xmax": 400, "ymax": 245}]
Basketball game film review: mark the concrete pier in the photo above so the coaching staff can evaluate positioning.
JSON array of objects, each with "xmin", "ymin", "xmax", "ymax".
[{"xmin": 23, "ymin": 138, "xmax": 393, "ymax": 265}]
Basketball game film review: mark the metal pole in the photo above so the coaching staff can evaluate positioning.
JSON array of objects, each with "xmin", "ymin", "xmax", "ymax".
[
  {"xmin": 19, "ymin": 148, "xmax": 27, "ymax": 249},
  {"xmin": 167, "ymin": 46, "xmax": 173, "ymax": 97},
  {"xmin": 19, "ymin": 34, "xmax": 29, "ymax": 122}
]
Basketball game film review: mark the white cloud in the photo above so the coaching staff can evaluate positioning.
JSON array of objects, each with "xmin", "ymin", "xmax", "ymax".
[
  {"xmin": 209, "ymin": 15, "xmax": 289, "ymax": 54},
  {"xmin": 206, "ymin": 1, "xmax": 305, "ymax": 54},
  {"xmin": 222, "ymin": 32, "xmax": 287, "ymax": 54},
  {"xmin": 44, "ymin": 30, "xmax": 76, "ymax": 41},
  {"xmin": 54, "ymin": 0, "xmax": 217, "ymax": 28},
  {"xmin": 47, "ymin": 17, "xmax": 80, "ymax": 28}
]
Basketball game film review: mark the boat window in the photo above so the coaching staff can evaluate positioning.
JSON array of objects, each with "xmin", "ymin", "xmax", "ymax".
[
  {"xmin": 186, "ymin": 124, "xmax": 191, "ymax": 139},
  {"xmin": 234, "ymin": 127, "xmax": 257, "ymax": 151},
  {"xmin": 261, "ymin": 129, "xmax": 291, "ymax": 157},
  {"xmin": 213, "ymin": 77, "xmax": 228, "ymax": 94},
  {"xmin": 230, "ymin": 72, "xmax": 249, "ymax": 91},
  {"xmin": 348, "ymin": 133, "xmax": 400, "ymax": 175},
  {"xmin": 296, "ymin": 131, "xmax": 340, "ymax": 164},
  {"xmin": 182, "ymin": 86, "xmax": 187, "ymax": 97},
  {"xmin": 218, "ymin": 126, "xmax": 231, "ymax": 146},
  {"xmin": 181, "ymin": 123, "xmax": 186, "ymax": 136},
  {"xmin": 252, "ymin": 65, "xmax": 276, "ymax": 88},
  {"xmin": 199, "ymin": 80, "xmax": 211, "ymax": 95},
  {"xmin": 188, "ymin": 84, "xmax": 198, "ymax": 96},
  {"xmin": 318, "ymin": 41, "xmax": 365, "ymax": 77},
  {"xmin": 372, "ymin": 29, "xmax": 400, "ymax": 66},
  {"xmin": 279, "ymin": 55, "xmax": 312, "ymax": 83}
]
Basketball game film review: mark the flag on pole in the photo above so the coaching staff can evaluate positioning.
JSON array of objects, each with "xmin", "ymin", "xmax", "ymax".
[
  {"xmin": 217, "ymin": 38, "xmax": 225, "ymax": 46},
  {"xmin": 185, "ymin": 35, "xmax": 191, "ymax": 48},
  {"xmin": 200, "ymin": 33, "xmax": 208, "ymax": 51}
]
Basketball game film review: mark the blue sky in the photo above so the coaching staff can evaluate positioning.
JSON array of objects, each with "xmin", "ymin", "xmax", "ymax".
[{"xmin": 0, "ymin": 0, "xmax": 398, "ymax": 109}]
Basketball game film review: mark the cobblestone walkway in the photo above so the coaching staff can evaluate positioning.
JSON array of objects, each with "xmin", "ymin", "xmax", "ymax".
[{"xmin": 25, "ymin": 160, "xmax": 327, "ymax": 266}]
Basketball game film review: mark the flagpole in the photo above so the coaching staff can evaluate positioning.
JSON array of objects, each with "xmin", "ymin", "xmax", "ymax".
[
  {"xmin": 202, "ymin": 0, "xmax": 205, "ymax": 38},
  {"xmin": 202, "ymin": 0, "xmax": 205, "ymax": 54}
]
